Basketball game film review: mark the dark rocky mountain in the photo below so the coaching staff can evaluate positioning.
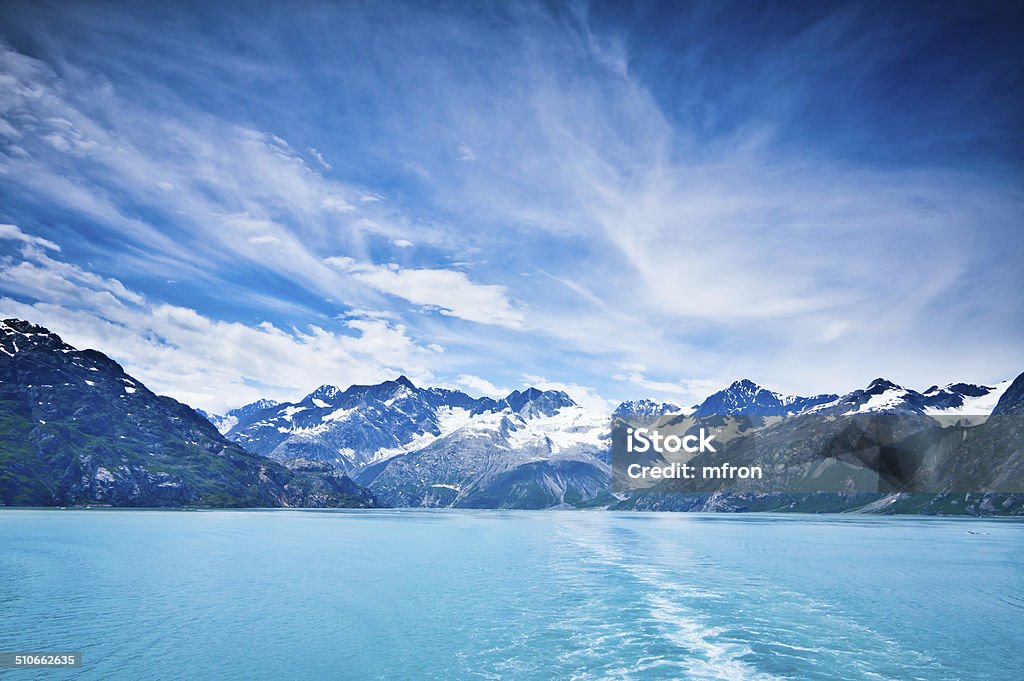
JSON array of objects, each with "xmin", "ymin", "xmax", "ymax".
[
  {"xmin": 617, "ymin": 373, "xmax": 1024, "ymax": 516},
  {"xmin": 224, "ymin": 376, "xmax": 490, "ymax": 470},
  {"xmin": 0, "ymin": 319, "xmax": 379, "ymax": 508},
  {"xmin": 691, "ymin": 379, "xmax": 837, "ymax": 418},
  {"xmin": 992, "ymin": 372, "xmax": 1024, "ymax": 417},
  {"xmin": 812, "ymin": 378, "xmax": 1010, "ymax": 419}
]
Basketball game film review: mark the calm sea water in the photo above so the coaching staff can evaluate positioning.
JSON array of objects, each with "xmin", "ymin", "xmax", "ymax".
[{"xmin": 1, "ymin": 510, "xmax": 1022, "ymax": 680}]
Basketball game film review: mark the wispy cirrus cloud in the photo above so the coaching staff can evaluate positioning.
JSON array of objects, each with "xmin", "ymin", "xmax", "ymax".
[
  {"xmin": 0, "ymin": 235, "xmax": 442, "ymax": 413},
  {"xmin": 0, "ymin": 41, "xmax": 432, "ymax": 309},
  {"xmin": 611, "ymin": 365, "xmax": 719, "ymax": 407},
  {"xmin": 324, "ymin": 256, "xmax": 524, "ymax": 328},
  {"xmin": 0, "ymin": 224, "xmax": 60, "ymax": 252},
  {"xmin": 0, "ymin": 1, "xmax": 1021, "ymax": 410}
]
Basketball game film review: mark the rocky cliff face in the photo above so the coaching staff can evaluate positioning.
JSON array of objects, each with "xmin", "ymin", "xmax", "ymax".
[
  {"xmin": 992, "ymin": 373, "xmax": 1024, "ymax": 417},
  {"xmin": 0, "ymin": 319, "xmax": 379, "ymax": 508}
]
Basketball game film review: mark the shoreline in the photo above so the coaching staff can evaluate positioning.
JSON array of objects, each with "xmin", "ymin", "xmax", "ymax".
[{"xmin": 2, "ymin": 505, "xmax": 1022, "ymax": 520}]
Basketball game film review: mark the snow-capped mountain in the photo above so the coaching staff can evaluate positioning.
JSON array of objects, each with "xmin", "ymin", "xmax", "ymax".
[
  {"xmin": 218, "ymin": 374, "xmax": 606, "ymax": 501},
  {"xmin": 217, "ymin": 377, "xmax": 611, "ymax": 508},
  {"xmin": 692, "ymin": 379, "xmax": 838, "ymax": 418},
  {"xmin": 613, "ymin": 399, "xmax": 687, "ymax": 423},
  {"xmin": 808, "ymin": 377, "xmax": 1012, "ymax": 423},
  {"xmin": 627, "ymin": 373, "xmax": 1024, "ymax": 514},
  {"xmin": 357, "ymin": 398, "xmax": 610, "ymax": 508},
  {"xmin": 922, "ymin": 382, "xmax": 1011, "ymax": 417},
  {"xmin": 203, "ymin": 372, "xmax": 1020, "ymax": 511},
  {"xmin": 225, "ymin": 376, "xmax": 485, "ymax": 470},
  {"xmin": 4, "ymin": 315, "xmax": 1017, "ymax": 513},
  {"xmin": 617, "ymin": 380, "xmax": 842, "ymax": 445},
  {"xmin": 199, "ymin": 399, "xmax": 280, "ymax": 434}
]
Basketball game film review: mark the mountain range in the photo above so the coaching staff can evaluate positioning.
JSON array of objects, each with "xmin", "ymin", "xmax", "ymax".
[
  {"xmin": 617, "ymin": 376, "xmax": 1023, "ymax": 515},
  {"xmin": 1, "ymin": 318, "xmax": 1021, "ymax": 514},
  {"xmin": 214, "ymin": 377, "xmax": 608, "ymax": 508}
]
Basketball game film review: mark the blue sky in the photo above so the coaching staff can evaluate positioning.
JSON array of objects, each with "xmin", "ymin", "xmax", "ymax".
[{"xmin": 1, "ymin": 0, "xmax": 1022, "ymax": 413}]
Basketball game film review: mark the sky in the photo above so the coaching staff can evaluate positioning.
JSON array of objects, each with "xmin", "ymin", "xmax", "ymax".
[{"xmin": 1, "ymin": 0, "xmax": 1022, "ymax": 414}]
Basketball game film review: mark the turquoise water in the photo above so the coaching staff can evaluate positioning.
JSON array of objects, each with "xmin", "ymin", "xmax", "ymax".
[{"xmin": 1, "ymin": 510, "xmax": 1022, "ymax": 680}]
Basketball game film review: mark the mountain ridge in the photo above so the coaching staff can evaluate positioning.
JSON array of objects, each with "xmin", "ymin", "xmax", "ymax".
[
  {"xmin": 0, "ymin": 319, "xmax": 380, "ymax": 508},
  {"xmin": 2, "ymin": 317, "xmax": 1019, "ymax": 514}
]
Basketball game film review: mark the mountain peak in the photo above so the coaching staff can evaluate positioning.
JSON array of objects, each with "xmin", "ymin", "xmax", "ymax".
[
  {"xmin": 230, "ymin": 398, "xmax": 279, "ymax": 415},
  {"xmin": 505, "ymin": 386, "xmax": 540, "ymax": 400},
  {"xmin": 309, "ymin": 384, "xmax": 342, "ymax": 401},
  {"xmin": 0, "ymin": 318, "xmax": 72, "ymax": 353},
  {"xmin": 613, "ymin": 399, "xmax": 686, "ymax": 421},
  {"xmin": 2, "ymin": 318, "xmax": 53, "ymax": 335},
  {"xmin": 504, "ymin": 387, "xmax": 542, "ymax": 411},
  {"xmin": 866, "ymin": 378, "xmax": 900, "ymax": 392},
  {"xmin": 395, "ymin": 375, "xmax": 416, "ymax": 389},
  {"xmin": 729, "ymin": 378, "xmax": 762, "ymax": 392},
  {"xmin": 200, "ymin": 398, "xmax": 281, "ymax": 434},
  {"xmin": 614, "ymin": 399, "xmax": 682, "ymax": 415},
  {"xmin": 503, "ymin": 387, "xmax": 575, "ymax": 415},
  {"xmin": 946, "ymin": 382, "xmax": 990, "ymax": 397},
  {"xmin": 694, "ymin": 379, "xmax": 837, "ymax": 417}
]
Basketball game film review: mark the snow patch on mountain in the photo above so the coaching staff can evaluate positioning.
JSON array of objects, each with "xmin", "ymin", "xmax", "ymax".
[
  {"xmin": 843, "ymin": 385, "xmax": 912, "ymax": 415},
  {"xmin": 613, "ymin": 399, "xmax": 690, "ymax": 421},
  {"xmin": 923, "ymin": 381, "xmax": 1011, "ymax": 417}
]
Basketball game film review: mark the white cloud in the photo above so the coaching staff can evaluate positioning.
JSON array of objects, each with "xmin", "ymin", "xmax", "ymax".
[
  {"xmin": 615, "ymin": 362, "xmax": 647, "ymax": 372},
  {"xmin": 321, "ymin": 195, "xmax": 354, "ymax": 212},
  {"xmin": 0, "ymin": 16, "xmax": 1020, "ymax": 405},
  {"xmin": 0, "ymin": 42, "xmax": 436, "ymax": 312},
  {"xmin": 454, "ymin": 373, "xmax": 508, "ymax": 398},
  {"xmin": 308, "ymin": 146, "xmax": 332, "ymax": 171},
  {"xmin": 0, "ymin": 243, "xmax": 441, "ymax": 413},
  {"xmin": 613, "ymin": 370, "xmax": 718, "ymax": 407},
  {"xmin": 0, "ymin": 243, "xmax": 144, "ymax": 307},
  {"xmin": 325, "ymin": 257, "xmax": 524, "ymax": 328},
  {"xmin": 247, "ymin": 235, "xmax": 280, "ymax": 245},
  {"xmin": 392, "ymin": 239, "xmax": 414, "ymax": 248},
  {"xmin": 0, "ymin": 223, "xmax": 60, "ymax": 252}
]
